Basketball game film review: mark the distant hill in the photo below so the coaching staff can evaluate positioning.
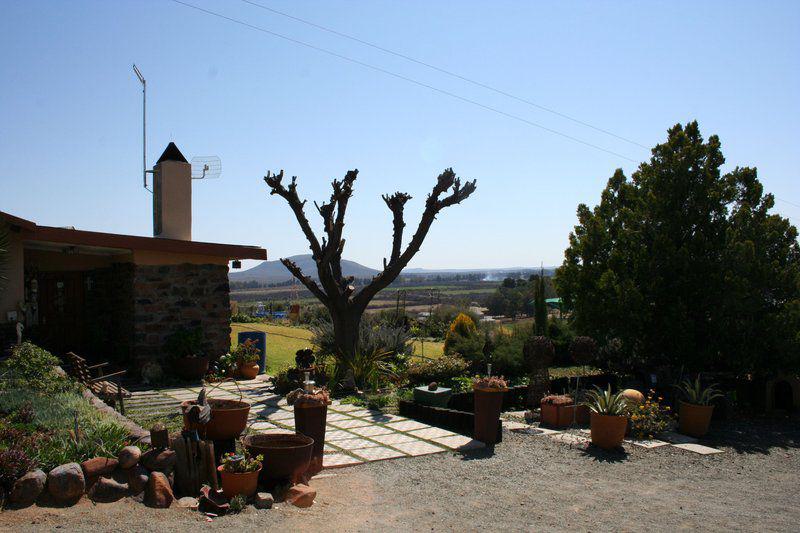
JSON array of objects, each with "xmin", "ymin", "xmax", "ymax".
[
  {"xmin": 230, "ymin": 254, "xmax": 379, "ymax": 284},
  {"xmin": 230, "ymin": 254, "xmax": 553, "ymax": 285}
]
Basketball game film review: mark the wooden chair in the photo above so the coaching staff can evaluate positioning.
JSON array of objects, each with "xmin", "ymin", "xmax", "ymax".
[{"xmin": 65, "ymin": 352, "xmax": 130, "ymax": 414}]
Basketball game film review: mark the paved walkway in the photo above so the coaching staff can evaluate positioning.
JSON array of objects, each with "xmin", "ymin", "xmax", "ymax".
[
  {"xmin": 125, "ymin": 380, "xmax": 722, "ymax": 467},
  {"xmin": 126, "ymin": 379, "xmax": 486, "ymax": 469}
]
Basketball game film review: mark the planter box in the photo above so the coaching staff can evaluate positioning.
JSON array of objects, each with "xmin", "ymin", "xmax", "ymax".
[
  {"xmin": 540, "ymin": 403, "xmax": 589, "ymax": 428},
  {"xmin": 413, "ymin": 386, "xmax": 452, "ymax": 408},
  {"xmin": 398, "ymin": 400, "xmax": 501, "ymax": 443}
]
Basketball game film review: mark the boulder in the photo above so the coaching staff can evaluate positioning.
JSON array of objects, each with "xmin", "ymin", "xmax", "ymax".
[
  {"xmin": 254, "ymin": 491, "xmax": 274, "ymax": 510},
  {"xmin": 176, "ymin": 496, "xmax": 199, "ymax": 509},
  {"xmin": 89, "ymin": 477, "xmax": 129, "ymax": 503},
  {"xmin": 285, "ymin": 484, "xmax": 316, "ymax": 508},
  {"xmin": 9, "ymin": 469, "xmax": 46, "ymax": 506},
  {"xmin": 127, "ymin": 464, "xmax": 149, "ymax": 495},
  {"xmin": 47, "ymin": 463, "xmax": 85, "ymax": 504},
  {"xmin": 117, "ymin": 446, "xmax": 142, "ymax": 469},
  {"xmin": 144, "ymin": 472, "xmax": 174, "ymax": 508},
  {"xmin": 81, "ymin": 457, "xmax": 119, "ymax": 479},
  {"xmin": 140, "ymin": 448, "xmax": 176, "ymax": 474}
]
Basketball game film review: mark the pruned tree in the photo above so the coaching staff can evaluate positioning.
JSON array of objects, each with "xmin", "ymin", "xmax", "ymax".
[{"xmin": 264, "ymin": 168, "xmax": 476, "ymax": 362}]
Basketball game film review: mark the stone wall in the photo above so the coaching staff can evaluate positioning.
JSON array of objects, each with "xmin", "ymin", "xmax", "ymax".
[{"xmin": 133, "ymin": 263, "xmax": 231, "ymax": 366}]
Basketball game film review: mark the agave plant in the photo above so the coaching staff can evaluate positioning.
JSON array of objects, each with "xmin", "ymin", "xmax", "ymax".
[
  {"xmin": 584, "ymin": 385, "xmax": 628, "ymax": 416},
  {"xmin": 676, "ymin": 376, "xmax": 723, "ymax": 406}
]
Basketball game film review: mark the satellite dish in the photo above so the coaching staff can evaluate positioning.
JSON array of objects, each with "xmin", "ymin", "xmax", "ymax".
[{"xmin": 191, "ymin": 156, "xmax": 222, "ymax": 180}]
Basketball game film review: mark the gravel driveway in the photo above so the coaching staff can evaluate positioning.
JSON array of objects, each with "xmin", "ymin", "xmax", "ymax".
[{"xmin": 4, "ymin": 416, "xmax": 799, "ymax": 532}]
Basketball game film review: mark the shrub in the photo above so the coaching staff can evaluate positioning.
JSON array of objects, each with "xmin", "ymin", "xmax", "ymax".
[
  {"xmin": 490, "ymin": 328, "xmax": 527, "ymax": 378},
  {"xmin": 569, "ymin": 336, "xmax": 599, "ymax": 366},
  {"xmin": 406, "ymin": 354, "xmax": 469, "ymax": 387},
  {"xmin": 522, "ymin": 335, "xmax": 555, "ymax": 372},
  {"xmin": 0, "ymin": 342, "xmax": 75, "ymax": 393},
  {"xmin": 0, "ymin": 448, "xmax": 35, "ymax": 490},
  {"xmin": 472, "ymin": 375, "xmax": 508, "ymax": 390},
  {"xmin": 233, "ymin": 339, "xmax": 261, "ymax": 365},
  {"xmin": 164, "ymin": 327, "xmax": 204, "ymax": 359},
  {"xmin": 443, "ymin": 313, "xmax": 484, "ymax": 365},
  {"xmin": 542, "ymin": 394, "xmax": 574, "ymax": 406},
  {"xmin": 628, "ymin": 390, "xmax": 672, "ymax": 440}
]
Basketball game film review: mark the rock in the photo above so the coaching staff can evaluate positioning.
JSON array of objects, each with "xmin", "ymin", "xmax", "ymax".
[
  {"xmin": 89, "ymin": 477, "xmax": 129, "ymax": 503},
  {"xmin": 9, "ymin": 469, "xmax": 46, "ymax": 506},
  {"xmin": 198, "ymin": 485, "xmax": 230, "ymax": 515},
  {"xmin": 285, "ymin": 484, "xmax": 316, "ymax": 508},
  {"xmin": 144, "ymin": 472, "xmax": 174, "ymax": 508},
  {"xmin": 140, "ymin": 448, "xmax": 176, "ymax": 474},
  {"xmin": 47, "ymin": 463, "xmax": 85, "ymax": 504},
  {"xmin": 622, "ymin": 389, "xmax": 645, "ymax": 405},
  {"xmin": 117, "ymin": 446, "xmax": 141, "ymax": 469},
  {"xmin": 127, "ymin": 465, "xmax": 149, "ymax": 495},
  {"xmin": 177, "ymin": 496, "xmax": 199, "ymax": 509},
  {"xmin": 81, "ymin": 457, "xmax": 119, "ymax": 479},
  {"xmin": 254, "ymin": 491, "xmax": 274, "ymax": 510}
]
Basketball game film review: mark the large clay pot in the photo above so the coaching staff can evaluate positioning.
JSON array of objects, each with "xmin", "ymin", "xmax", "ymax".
[
  {"xmin": 590, "ymin": 412, "xmax": 628, "ymax": 450},
  {"xmin": 679, "ymin": 401, "xmax": 714, "ymax": 437},
  {"xmin": 241, "ymin": 433, "xmax": 314, "ymax": 486},
  {"xmin": 237, "ymin": 362, "xmax": 260, "ymax": 380},
  {"xmin": 541, "ymin": 402, "xmax": 590, "ymax": 428},
  {"xmin": 294, "ymin": 404, "xmax": 327, "ymax": 478},
  {"xmin": 181, "ymin": 398, "xmax": 251, "ymax": 440},
  {"xmin": 173, "ymin": 356, "xmax": 210, "ymax": 381},
  {"xmin": 474, "ymin": 387, "xmax": 506, "ymax": 445},
  {"xmin": 218, "ymin": 465, "xmax": 261, "ymax": 498}
]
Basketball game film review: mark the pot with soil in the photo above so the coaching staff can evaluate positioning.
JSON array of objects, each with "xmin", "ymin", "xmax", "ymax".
[
  {"xmin": 676, "ymin": 376, "xmax": 723, "ymax": 438},
  {"xmin": 586, "ymin": 385, "xmax": 628, "ymax": 450},
  {"xmin": 217, "ymin": 452, "xmax": 263, "ymax": 499},
  {"xmin": 288, "ymin": 387, "xmax": 331, "ymax": 478},
  {"xmin": 173, "ymin": 355, "xmax": 210, "ymax": 381},
  {"xmin": 473, "ymin": 376, "xmax": 508, "ymax": 445},
  {"xmin": 237, "ymin": 362, "xmax": 260, "ymax": 380},
  {"xmin": 181, "ymin": 398, "xmax": 251, "ymax": 440},
  {"xmin": 241, "ymin": 433, "xmax": 314, "ymax": 486},
  {"xmin": 541, "ymin": 394, "xmax": 590, "ymax": 428},
  {"xmin": 233, "ymin": 339, "xmax": 262, "ymax": 380}
]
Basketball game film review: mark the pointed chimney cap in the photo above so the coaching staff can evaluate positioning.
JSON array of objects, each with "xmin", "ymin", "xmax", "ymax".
[{"xmin": 156, "ymin": 142, "xmax": 188, "ymax": 164}]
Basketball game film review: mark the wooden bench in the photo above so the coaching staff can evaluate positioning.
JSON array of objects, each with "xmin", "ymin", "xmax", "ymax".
[{"xmin": 65, "ymin": 352, "xmax": 130, "ymax": 414}]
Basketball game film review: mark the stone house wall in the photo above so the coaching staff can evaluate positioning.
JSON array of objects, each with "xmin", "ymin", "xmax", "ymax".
[{"xmin": 133, "ymin": 263, "xmax": 231, "ymax": 366}]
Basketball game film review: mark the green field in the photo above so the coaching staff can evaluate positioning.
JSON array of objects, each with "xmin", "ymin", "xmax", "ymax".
[{"xmin": 231, "ymin": 322, "xmax": 444, "ymax": 374}]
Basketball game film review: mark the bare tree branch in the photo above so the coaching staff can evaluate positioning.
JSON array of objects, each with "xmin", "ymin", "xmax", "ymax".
[
  {"xmin": 382, "ymin": 192, "xmax": 412, "ymax": 263},
  {"xmin": 280, "ymin": 257, "xmax": 327, "ymax": 302},
  {"xmin": 264, "ymin": 170, "xmax": 322, "ymax": 258}
]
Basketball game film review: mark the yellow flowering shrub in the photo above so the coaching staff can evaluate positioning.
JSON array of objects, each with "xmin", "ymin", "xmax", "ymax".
[{"xmin": 628, "ymin": 390, "xmax": 672, "ymax": 440}]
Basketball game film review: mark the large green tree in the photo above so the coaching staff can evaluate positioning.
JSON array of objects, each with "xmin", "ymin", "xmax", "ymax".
[{"xmin": 555, "ymin": 122, "xmax": 800, "ymax": 375}]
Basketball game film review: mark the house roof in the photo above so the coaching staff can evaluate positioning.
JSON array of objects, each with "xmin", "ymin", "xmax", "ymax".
[{"xmin": 1, "ymin": 211, "xmax": 267, "ymax": 261}]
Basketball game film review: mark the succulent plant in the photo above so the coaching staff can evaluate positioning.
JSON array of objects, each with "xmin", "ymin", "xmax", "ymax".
[
  {"xmin": 295, "ymin": 348, "xmax": 316, "ymax": 369},
  {"xmin": 472, "ymin": 375, "xmax": 508, "ymax": 390},
  {"xmin": 585, "ymin": 385, "xmax": 628, "ymax": 416},
  {"xmin": 541, "ymin": 394, "xmax": 574, "ymax": 406},
  {"xmin": 676, "ymin": 376, "xmax": 723, "ymax": 406},
  {"xmin": 286, "ymin": 387, "xmax": 331, "ymax": 407}
]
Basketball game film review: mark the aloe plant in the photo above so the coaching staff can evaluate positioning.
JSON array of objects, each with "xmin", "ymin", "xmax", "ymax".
[
  {"xmin": 676, "ymin": 376, "xmax": 723, "ymax": 406},
  {"xmin": 585, "ymin": 385, "xmax": 628, "ymax": 416}
]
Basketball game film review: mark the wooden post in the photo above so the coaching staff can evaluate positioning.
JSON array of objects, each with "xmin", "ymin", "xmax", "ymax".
[{"xmin": 150, "ymin": 423, "xmax": 169, "ymax": 449}]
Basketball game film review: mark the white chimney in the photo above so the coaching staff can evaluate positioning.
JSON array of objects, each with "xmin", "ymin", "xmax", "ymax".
[{"xmin": 153, "ymin": 142, "xmax": 192, "ymax": 241}]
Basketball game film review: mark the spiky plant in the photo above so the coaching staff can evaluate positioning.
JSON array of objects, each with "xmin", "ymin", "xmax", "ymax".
[
  {"xmin": 585, "ymin": 385, "xmax": 628, "ymax": 416},
  {"xmin": 676, "ymin": 376, "xmax": 723, "ymax": 406}
]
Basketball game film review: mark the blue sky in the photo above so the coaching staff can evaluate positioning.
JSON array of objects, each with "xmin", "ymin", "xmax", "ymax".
[{"xmin": 2, "ymin": 0, "xmax": 799, "ymax": 270}]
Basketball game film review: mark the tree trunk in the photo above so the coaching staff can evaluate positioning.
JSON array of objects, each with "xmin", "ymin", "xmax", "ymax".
[{"xmin": 331, "ymin": 307, "xmax": 361, "ymax": 363}]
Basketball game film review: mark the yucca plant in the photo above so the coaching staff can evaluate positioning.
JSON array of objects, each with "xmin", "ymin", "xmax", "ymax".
[
  {"xmin": 584, "ymin": 385, "xmax": 628, "ymax": 416},
  {"xmin": 676, "ymin": 376, "xmax": 723, "ymax": 406}
]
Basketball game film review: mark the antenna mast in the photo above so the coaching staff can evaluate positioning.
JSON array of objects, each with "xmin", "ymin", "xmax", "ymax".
[{"xmin": 132, "ymin": 64, "xmax": 151, "ymax": 192}]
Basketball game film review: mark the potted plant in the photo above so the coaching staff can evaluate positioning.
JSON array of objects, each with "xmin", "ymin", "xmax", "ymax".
[
  {"xmin": 585, "ymin": 385, "xmax": 628, "ymax": 450},
  {"xmin": 288, "ymin": 385, "xmax": 331, "ymax": 478},
  {"xmin": 676, "ymin": 376, "xmax": 723, "ymax": 437},
  {"xmin": 234, "ymin": 339, "xmax": 261, "ymax": 380},
  {"xmin": 165, "ymin": 327, "xmax": 209, "ymax": 381},
  {"xmin": 217, "ymin": 451, "xmax": 263, "ymax": 498},
  {"xmin": 540, "ymin": 394, "xmax": 590, "ymax": 428},
  {"xmin": 472, "ymin": 375, "xmax": 508, "ymax": 445}
]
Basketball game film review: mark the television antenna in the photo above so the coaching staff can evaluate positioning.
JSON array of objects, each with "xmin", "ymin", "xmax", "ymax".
[
  {"xmin": 132, "ymin": 64, "xmax": 153, "ymax": 192},
  {"xmin": 191, "ymin": 156, "xmax": 222, "ymax": 180}
]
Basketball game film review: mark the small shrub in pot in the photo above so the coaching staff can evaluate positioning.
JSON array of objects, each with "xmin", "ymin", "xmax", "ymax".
[
  {"xmin": 676, "ymin": 376, "xmax": 722, "ymax": 437},
  {"xmin": 585, "ymin": 385, "xmax": 629, "ymax": 450}
]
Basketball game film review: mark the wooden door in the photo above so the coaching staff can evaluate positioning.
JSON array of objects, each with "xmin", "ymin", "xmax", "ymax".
[{"xmin": 37, "ymin": 272, "xmax": 86, "ymax": 354}]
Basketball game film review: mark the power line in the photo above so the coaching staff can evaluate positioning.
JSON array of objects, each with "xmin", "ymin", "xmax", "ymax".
[
  {"xmin": 240, "ymin": 0, "xmax": 649, "ymax": 150},
  {"xmin": 170, "ymin": 0, "xmax": 638, "ymax": 163}
]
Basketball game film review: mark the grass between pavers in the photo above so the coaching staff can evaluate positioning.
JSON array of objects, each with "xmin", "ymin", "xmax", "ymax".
[{"xmin": 230, "ymin": 322, "xmax": 445, "ymax": 373}]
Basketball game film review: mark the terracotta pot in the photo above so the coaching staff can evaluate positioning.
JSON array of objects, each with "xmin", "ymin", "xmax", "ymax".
[
  {"xmin": 218, "ymin": 464, "xmax": 261, "ymax": 499},
  {"xmin": 294, "ymin": 403, "xmax": 327, "ymax": 478},
  {"xmin": 181, "ymin": 398, "xmax": 251, "ymax": 440},
  {"xmin": 241, "ymin": 433, "xmax": 314, "ymax": 486},
  {"xmin": 679, "ymin": 401, "xmax": 714, "ymax": 437},
  {"xmin": 590, "ymin": 412, "xmax": 628, "ymax": 450},
  {"xmin": 237, "ymin": 362, "xmax": 260, "ymax": 380},
  {"xmin": 173, "ymin": 355, "xmax": 210, "ymax": 381},
  {"xmin": 474, "ymin": 387, "xmax": 506, "ymax": 445},
  {"xmin": 540, "ymin": 402, "xmax": 590, "ymax": 428}
]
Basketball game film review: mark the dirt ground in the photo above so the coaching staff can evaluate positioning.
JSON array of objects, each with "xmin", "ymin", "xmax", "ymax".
[{"xmin": 3, "ymin": 416, "xmax": 798, "ymax": 532}]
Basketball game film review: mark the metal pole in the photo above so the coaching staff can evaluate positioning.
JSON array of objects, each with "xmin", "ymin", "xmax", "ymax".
[{"xmin": 132, "ymin": 64, "xmax": 147, "ymax": 189}]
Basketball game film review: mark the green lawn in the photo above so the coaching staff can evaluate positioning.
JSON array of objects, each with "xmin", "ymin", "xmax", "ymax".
[{"xmin": 231, "ymin": 322, "xmax": 445, "ymax": 373}]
